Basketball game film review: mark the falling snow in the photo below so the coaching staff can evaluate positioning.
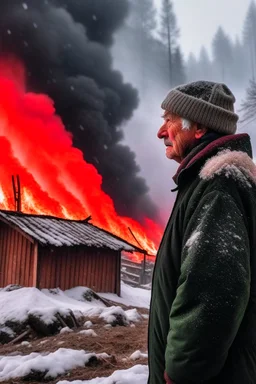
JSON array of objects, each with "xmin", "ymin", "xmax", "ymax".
[{"xmin": 22, "ymin": 3, "xmax": 28, "ymax": 10}]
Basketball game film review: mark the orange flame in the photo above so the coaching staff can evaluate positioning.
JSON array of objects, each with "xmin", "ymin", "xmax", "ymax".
[{"xmin": 0, "ymin": 57, "xmax": 163, "ymax": 257}]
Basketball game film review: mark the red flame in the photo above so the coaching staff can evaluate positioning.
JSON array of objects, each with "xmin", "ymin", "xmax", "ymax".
[{"xmin": 0, "ymin": 57, "xmax": 163, "ymax": 257}]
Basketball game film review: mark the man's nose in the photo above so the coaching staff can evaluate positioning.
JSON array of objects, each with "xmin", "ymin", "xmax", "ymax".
[{"xmin": 157, "ymin": 123, "xmax": 168, "ymax": 139}]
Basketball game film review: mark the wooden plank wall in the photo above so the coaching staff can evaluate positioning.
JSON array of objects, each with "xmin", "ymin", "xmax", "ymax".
[
  {"xmin": 0, "ymin": 222, "xmax": 35, "ymax": 287},
  {"xmin": 38, "ymin": 246, "xmax": 121, "ymax": 294}
]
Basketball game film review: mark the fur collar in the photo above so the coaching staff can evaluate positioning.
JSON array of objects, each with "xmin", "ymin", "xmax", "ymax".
[{"xmin": 200, "ymin": 149, "xmax": 256, "ymax": 187}]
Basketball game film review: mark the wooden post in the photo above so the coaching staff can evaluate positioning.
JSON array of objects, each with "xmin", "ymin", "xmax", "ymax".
[
  {"xmin": 32, "ymin": 243, "xmax": 38, "ymax": 287},
  {"xmin": 140, "ymin": 253, "xmax": 146, "ymax": 285},
  {"xmin": 143, "ymin": 253, "xmax": 146, "ymax": 284},
  {"xmin": 115, "ymin": 251, "xmax": 121, "ymax": 296},
  {"xmin": 12, "ymin": 175, "xmax": 22, "ymax": 212}
]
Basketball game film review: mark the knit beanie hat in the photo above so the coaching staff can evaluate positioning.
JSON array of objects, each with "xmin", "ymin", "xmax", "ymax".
[{"xmin": 161, "ymin": 81, "xmax": 239, "ymax": 134}]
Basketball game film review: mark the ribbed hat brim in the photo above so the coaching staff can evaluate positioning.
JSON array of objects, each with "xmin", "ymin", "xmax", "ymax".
[{"xmin": 161, "ymin": 89, "xmax": 238, "ymax": 135}]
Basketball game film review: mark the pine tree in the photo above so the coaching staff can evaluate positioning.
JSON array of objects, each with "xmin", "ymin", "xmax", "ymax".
[
  {"xmin": 198, "ymin": 47, "xmax": 212, "ymax": 80},
  {"xmin": 159, "ymin": 0, "xmax": 179, "ymax": 86},
  {"xmin": 243, "ymin": 0, "xmax": 256, "ymax": 80},
  {"xmin": 172, "ymin": 46, "xmax": 186, "ymax": 85},
  {"xmin": 128, "ymin": 0, "xmax": 156, "ymax": 37},
  {"xmin": 232, "ymin": 37, "xmax": 248, "ymax": 87},
  {"xmin": 186, "ymin": 53, "xmax": 199, "ymax": 82},
  {"xmin": 212, "ymin": 26, "xmax": 233, "ymax": 82},
  {"xmin": 127, "ymin": 0, "xmax": 157, "ymax": 91},
  {"xmin": 240, "ymin": 79, "xmax": 256, "ymax": 123}
]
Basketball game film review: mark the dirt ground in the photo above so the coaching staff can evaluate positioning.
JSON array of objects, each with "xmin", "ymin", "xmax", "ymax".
[{"xmin": 0, "ymin": 306, "xmax": 149, "ymax": 384}]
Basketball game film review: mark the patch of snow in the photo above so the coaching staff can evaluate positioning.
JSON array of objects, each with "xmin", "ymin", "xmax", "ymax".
[
  {"xmin": 129, "ymin": 350, "xmax": 148, "ymax": 360},
  {"xmin": 78, "ymin": 330, "xmax": 97, "ymax": 337},
  {"xmin": 0, "ymin": 326, "xmax": 14, "ymax": 337},
  {"xmin": 104, "ymin": 324, "xmax": 112, "ymax": 329},
  {"xmin": 60, "ymin": 327, "xmax": 73, "ymax": 334},
  {"xmin": 21, "ymin": 341, "xmax": 30, "ymax": 346},
  {"xmin": 0, "ymin": 348, "xmax": 106, "ymax": 381},
  {"xmin": 57, "ymin": 364, "xmax": 148, "ymax": 384},
  {"xmin": 65, "ymin": 287, "xmax": 97, "ymax": 303},
  {"xmin": 99, "ymin": 306, "xmax": 128, "ymax": 325},
  {"xmin": 84, "ymin": 321, "xmax": 93, "ymax": 328},
  {"xmin": 100, "ymin": 282, "xmax": 151, "ymax": 309},
  {"xmin": 125, "ymin": 309, "xmax": 141, "ymax": 322}
]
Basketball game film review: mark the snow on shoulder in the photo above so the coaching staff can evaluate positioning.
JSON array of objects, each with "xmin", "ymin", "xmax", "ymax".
[
  {"xmin": 200, "ymin": 149, "xmax": 256, "ymax": 187},
  {"xmin": 185, "ymin": 229, "xmax": 201, "ymax": 251}
]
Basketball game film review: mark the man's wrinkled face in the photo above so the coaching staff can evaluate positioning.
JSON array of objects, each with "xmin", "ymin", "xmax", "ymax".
[{"xmin": 157, "ymin": 112, "xmax": 197, "ymax": 163}]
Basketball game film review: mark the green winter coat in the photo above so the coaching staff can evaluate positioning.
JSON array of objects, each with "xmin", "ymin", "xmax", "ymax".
[{"xmin": 148, "ymin": 133, "xmax": 256, "ymax": 384}]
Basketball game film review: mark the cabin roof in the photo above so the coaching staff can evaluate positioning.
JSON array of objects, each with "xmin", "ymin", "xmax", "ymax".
[{"xmin": 0, "ymin": 210, "xmax": 144, "ymax": 252}]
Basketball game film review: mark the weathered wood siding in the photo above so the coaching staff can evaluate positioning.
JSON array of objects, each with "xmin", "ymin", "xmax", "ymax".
[
  {"xmin": 0, "ymin": 222, "xmax": 35, "ymax": 287},
  {"xmin": 38, "ymin": 246, "xmax": 121, "ymax": 294}
]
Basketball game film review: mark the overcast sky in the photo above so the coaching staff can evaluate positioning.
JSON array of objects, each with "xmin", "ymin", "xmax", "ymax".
[{"xmin": 154, "ymin": 0, "xmax": 251, "ymax": 59}]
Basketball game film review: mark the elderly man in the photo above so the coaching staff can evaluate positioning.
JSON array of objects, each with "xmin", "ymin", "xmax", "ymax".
[{"xmin": 148, "ymin": 81, "xmax": 256, "ymax": 384}]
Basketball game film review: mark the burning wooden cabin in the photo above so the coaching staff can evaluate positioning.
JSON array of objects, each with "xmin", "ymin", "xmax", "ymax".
[{"xmin": 0, "ymin": 210, "xmax": 143, "ymax": 295}]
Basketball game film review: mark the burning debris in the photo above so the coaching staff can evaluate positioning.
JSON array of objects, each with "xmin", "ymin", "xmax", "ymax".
[{"xmin": 0, "ymin": 0, "xmax": 159, "ymax": 222}]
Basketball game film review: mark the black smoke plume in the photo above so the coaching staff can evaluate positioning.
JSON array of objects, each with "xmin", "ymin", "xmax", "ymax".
[{"xmin": 0, "ymin": 0, "xmax": 159, "ymax": 222}]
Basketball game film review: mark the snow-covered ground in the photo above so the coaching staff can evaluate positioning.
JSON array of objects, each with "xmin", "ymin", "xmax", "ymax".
[
  {"xmin": 0, "ymin": 348, "xmax": 148, "ymax": 383},
  {"xmin": 0, "ymin": 349, "xmax": 110, "ymax": 382},
  {"xmin": 0, "ymin": 283, "xmax": 150, "ymax": 383},
  {"xmin": 58, "ymin": 365, "xmax": 149, "ymax": 384},
  {"xmin": 100, "ymin": 282, "xmax": 151, "ymax": 309},
  {"xmin": 0, "ymin": 282, "xmax": 150, "ymax": 327}
]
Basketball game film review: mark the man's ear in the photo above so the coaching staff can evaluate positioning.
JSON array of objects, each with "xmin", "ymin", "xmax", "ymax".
[{"xmin": 195, "ymin": 124, "xmax": 207, "ymax": 139}]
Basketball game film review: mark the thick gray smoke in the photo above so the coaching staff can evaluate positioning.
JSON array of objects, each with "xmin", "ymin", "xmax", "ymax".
[{"xmin": 0, "ymin": 0, "xmax": 159, "ymax": 222}]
